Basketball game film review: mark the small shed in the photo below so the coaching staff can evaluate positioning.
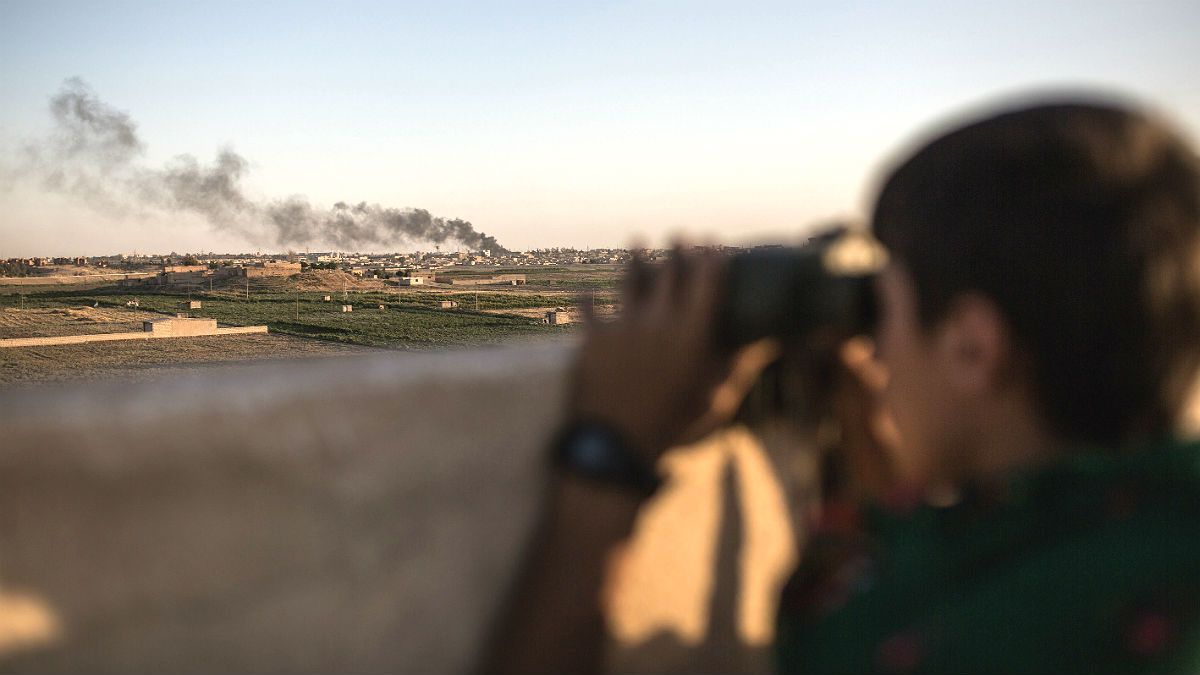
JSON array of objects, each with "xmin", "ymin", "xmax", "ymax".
[
  {"xmin": 439, "ymin": 300, "xmax": 459, "ymax": 309},
  {"xmin": 323, "ymin": 295, "xmax": 332, "ymax": 302},
  {"xmin": 182, "ymin": 300, "xmax": 202, "ymax": 310},
  {"xmin": 341, "ymin": 305, "xmax": 353, "ymax": 313},
  {"xmin": 143, "ymin": 317, "xmax": 218, "ymax": 336},
  {"xmin": 544, "ymin": 309, "xmax": 572, "ymax": 325}
]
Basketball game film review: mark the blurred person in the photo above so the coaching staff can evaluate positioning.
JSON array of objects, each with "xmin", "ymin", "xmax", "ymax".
[{"xmin": 483, "ymin": 99, "xmax": 1200, "ymax": 674}]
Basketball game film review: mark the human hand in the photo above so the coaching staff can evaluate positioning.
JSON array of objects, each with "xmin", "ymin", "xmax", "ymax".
[
  {"xmin": 830, "ymin": 336, "xmax": 907, "ymax": 501},
  {"xmin": 568, "ymin": 245, "xmax": 781, "ymax": 463}
]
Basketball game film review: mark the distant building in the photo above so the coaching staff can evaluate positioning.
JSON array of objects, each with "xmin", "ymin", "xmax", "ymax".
[
  {"xmin": 341, "ymin": 305, "xmax": 353, "ymax": 313},
  {"xmin": 399, "ymin": 270, "xmax": 437, "ymax": 285},
  {"xmin": 241, "ymin": 261, "xmax": 301, "ymax": 278},
  {"xmin": 162, "ymin": 264, "xmax": 208, "ymax": 274},
  {"xmin": 447, "ymin": 274, "xmax": 526, "ymax": 286},
  {"xmin": 182, "ymin": 300, "xmax": 202, "ymax": 310},
  {"xmin": 544, "ymin": 309, "xmax": 572, "ymax": 325},
  {"xmin": 439, "ymin": 300, "xmax": 459, "ymax": 309}
]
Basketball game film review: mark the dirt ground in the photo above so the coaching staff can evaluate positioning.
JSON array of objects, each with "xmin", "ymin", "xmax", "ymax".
[
  {"xmin": 0, "ymin": 306, "xmax": 149, "ymax": 338},
  {"xmin": 264, "ymin": 270, "xmax": 387, "ymax": 292},
  {"xmin": 0, "ymin": 306, "xmax": 378, "ymax": 386},
  {"xmin": 0, "ymin": 333, "xmax": 376, "ymax": 386}
]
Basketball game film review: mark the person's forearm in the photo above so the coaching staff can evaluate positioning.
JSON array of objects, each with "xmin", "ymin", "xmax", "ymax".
[{"xmin": 481, "ymin": 476, "xmax": 644, "ymax": 675}]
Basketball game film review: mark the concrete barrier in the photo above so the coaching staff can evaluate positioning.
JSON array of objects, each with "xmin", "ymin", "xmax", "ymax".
[
  {"xmin": 0, "ymin": 321, "xmax": 269, "ymax": 348},
  {"xmin": 0, "ymin": 343, "xmax": 803, "ymax": 674},
  {"xmin": 0, "ymin": 332, "xmax": 162, "ymax": 348}
]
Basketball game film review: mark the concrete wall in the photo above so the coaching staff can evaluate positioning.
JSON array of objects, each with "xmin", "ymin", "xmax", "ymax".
[
  {"xmin": 0, "ymin": 343, "xmax": 803, "ymax": 674},
  {"xmin": 163, "ymin": 271, "xmax": 210, "ymax": 285},
  {"xmin": 1, "ymin": 321, "xmax": 267, "ymax": 348},
  {"xmin": 215, "ymin": 326, "xmax": 269, "ymax": 335},
  {"xmin": 446, "ymin": 275, "xmax": 525, "ymax": 286},
  {"xmin": 245, "ymin": 263, "xmax": 302, "ymax": 278},
  {"xmin": 0, "ymin": 332, "xmax": 159, "ymax": 348}
]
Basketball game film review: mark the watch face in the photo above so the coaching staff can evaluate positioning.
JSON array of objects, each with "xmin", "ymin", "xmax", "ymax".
[
  {"xmin": 570, "ymin": 430, "xmax": 620, "ymax": 473},
  {"xmin": 555, "ymin": 423, "xmax": 662, "ymax": 498}
]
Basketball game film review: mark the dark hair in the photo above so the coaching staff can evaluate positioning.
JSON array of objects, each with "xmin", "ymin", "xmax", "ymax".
[{"xmin": 872, "ymin": 101, "xmax": 1200, "ymax": 444}]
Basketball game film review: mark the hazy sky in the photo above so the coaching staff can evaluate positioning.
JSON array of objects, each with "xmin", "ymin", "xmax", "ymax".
[{"xmin": 1, "ymin": 0, "xmax": 1198, "ymax": 256}]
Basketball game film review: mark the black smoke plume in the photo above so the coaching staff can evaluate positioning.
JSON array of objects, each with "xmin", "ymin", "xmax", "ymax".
[{"xmin": 9, "ymin": 78, "xmax": 509, "ymax": 253}]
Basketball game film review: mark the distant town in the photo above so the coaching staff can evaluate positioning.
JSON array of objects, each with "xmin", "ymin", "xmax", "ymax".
[{"xmin": 0, "ymin": 247, "xmax": 659, "ymax": 281}]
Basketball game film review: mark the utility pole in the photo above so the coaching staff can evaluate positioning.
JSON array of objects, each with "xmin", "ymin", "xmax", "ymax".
[
  {"xmin": 245, "ymin": 277, "xmax": 249, "ymax": 301},
  {"xmin": 475, "ymin": 290, "xmax": 479, "ymax": 311},
  {"xmin": 294, "ymin": 290, "xmax": 299, "ymax": 320}
]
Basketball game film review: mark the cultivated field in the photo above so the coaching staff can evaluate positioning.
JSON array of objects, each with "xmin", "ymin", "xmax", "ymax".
[
  {"xmin": 0, "ymin": 306, "xmax": 146, "ymax": 338},
  {"xmin": 0, "ymin": 268, "xmax": 624, "ymax": 385}
]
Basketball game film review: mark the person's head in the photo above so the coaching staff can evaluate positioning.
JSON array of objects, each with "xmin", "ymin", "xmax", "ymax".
[{"xmin": 870, "ymin": 99, "xmax": 1200, "ymax": 481}]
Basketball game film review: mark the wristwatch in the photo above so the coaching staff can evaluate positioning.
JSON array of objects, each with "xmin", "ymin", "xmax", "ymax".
[{"xmin": 550, "ymin": 421, "xmax": 663, "ymax": 500}]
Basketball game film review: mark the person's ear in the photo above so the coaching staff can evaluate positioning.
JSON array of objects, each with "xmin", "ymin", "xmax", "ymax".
[{"xmin": 933, "ymin": 294, "xmax": 1012, "ymax": 395}]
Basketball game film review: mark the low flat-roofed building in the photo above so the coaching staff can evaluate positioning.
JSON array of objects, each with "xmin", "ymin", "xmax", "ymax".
[{"xmin": 142, "ymin": 317, "xmax": 218, "ymax": 337}]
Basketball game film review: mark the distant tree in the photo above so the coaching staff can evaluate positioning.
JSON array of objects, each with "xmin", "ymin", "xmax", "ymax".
[
  {"xmin": 0, "ymin": 261, "xmax": 33, "ymax": 277},
  {"xmin": 181, "ymin": 254, "xmax": 201, "ymax": 266}
]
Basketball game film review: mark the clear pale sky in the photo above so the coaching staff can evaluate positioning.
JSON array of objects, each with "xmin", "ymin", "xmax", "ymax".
[{"xmin": 1, "ymin": 0, "xmax": 1198, "ymax": 256}]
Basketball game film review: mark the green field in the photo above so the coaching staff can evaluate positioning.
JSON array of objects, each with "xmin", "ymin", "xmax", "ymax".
[{"xmin": 3, "ymin": 288, "xmax": 588, "ymax": 349}]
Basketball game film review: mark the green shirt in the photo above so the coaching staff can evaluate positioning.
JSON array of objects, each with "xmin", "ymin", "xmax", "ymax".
[{"xmin": 775, "ymin": 438, "xmax": 1200, "ymax": 674}]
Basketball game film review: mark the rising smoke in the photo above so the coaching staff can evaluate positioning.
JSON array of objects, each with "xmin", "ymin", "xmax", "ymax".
[{"xmin": 9, "ymin": 78, "xmax": 509, "ymax": 253}]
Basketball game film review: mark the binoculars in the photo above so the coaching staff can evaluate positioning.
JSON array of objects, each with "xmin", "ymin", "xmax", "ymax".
[{"xmin": 718, "ymin": 226, "xmax": 888, "ymax": 350}]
